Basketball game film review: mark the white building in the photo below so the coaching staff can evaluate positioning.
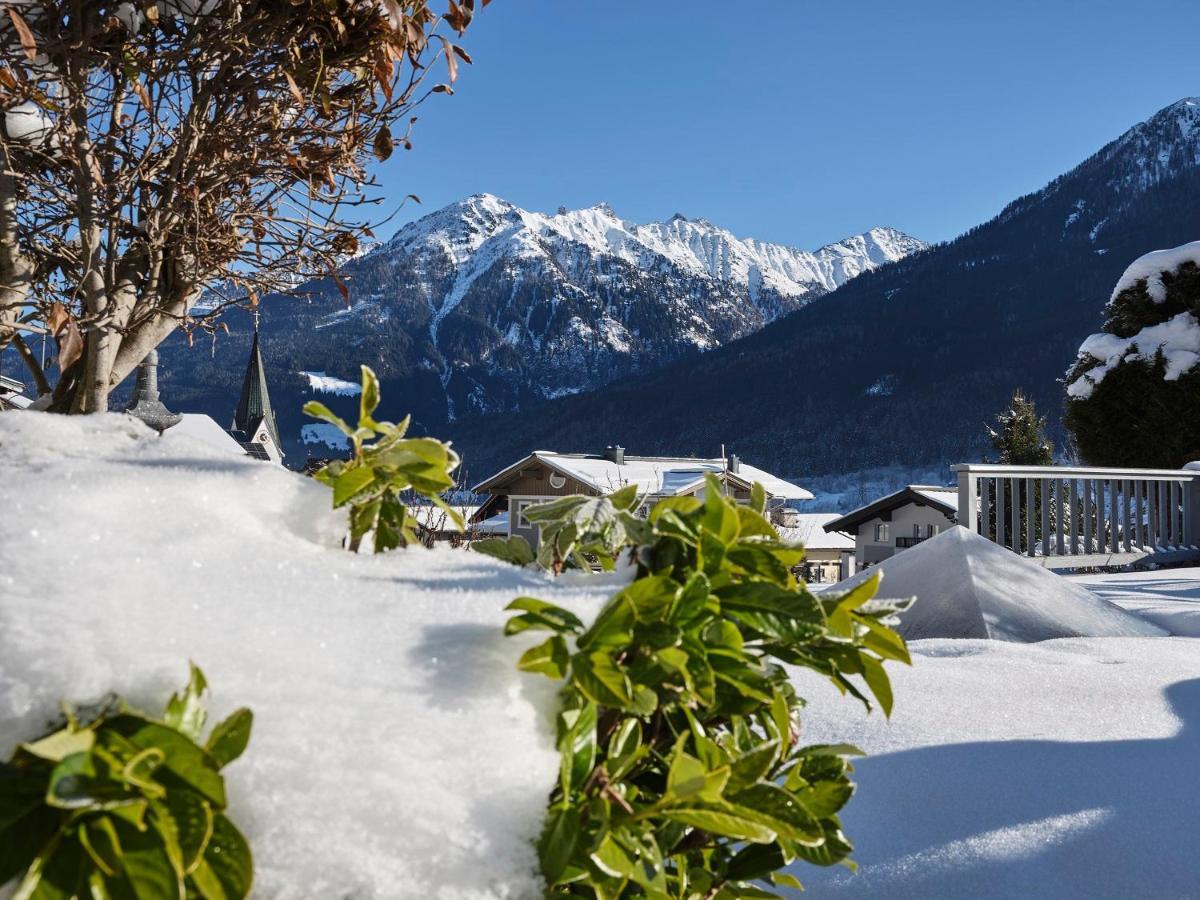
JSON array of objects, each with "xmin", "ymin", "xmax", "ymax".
[
  {"xmin": 823, "ymin": 485, "xmax": 958, "ymax": 569},
  {"xmin": 471, "ymin": 446, "xmax": 812, "ymax": 549},
  {"xmin": 774, "ymin": 510, "xmax": 856, "ymax": 583}
]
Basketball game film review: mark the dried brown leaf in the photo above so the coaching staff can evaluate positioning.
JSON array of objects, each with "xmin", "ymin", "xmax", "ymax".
[{"xmin": 6, "ymin": 9, "xmax": 37, "ymax": 62}]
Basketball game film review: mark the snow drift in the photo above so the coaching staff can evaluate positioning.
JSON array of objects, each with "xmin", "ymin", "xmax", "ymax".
[
  {"xmin": 0, "ymin": 412, "xmax": 610, "ymax": 899},
  {"xmin": 836, "ymin": 527, "xmax": 1166, "ymax": 641}
]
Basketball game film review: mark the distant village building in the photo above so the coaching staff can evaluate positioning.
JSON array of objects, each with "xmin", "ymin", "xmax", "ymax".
[
  {"xmin": 471, "ymin": 446, "xmax": 812, "ymax": 550},
  {"xmin": 773, "ymin": 509, "xmax": 856, "ymax": 583},
  {"xmin": 823, "ymin": 485, "xmax": 958, "ymax": 570},
  {"xmin": 0, "ymin": 374, "xmax": 31, "ymax": 410}
]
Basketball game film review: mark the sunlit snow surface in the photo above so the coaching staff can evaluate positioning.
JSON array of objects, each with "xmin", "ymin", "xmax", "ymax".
[
  {"xmin": 0, "ymin": 413, "xmax": 609, "ymax": 899},
  {"xmin": 793, "ymin": 569, "xmax": 1200, "ymax": 898},
  {"xmin": 2, "ymin": 413, "xmax": 1199, "ymax": 898}
]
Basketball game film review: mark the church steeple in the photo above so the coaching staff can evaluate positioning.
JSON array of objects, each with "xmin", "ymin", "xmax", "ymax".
[{"xmin": 230, "ymin": 312, "xmax": 283, "ymax": 461}]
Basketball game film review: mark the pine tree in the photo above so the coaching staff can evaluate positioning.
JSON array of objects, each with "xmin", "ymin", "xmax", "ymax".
[
  {"xmin": 987, "ymin": 390, "xmax": 1054, "ymax": 465},
  {"xmin": 1064, "ymin": 244, "xmax": 1200, "ymax": 468}
]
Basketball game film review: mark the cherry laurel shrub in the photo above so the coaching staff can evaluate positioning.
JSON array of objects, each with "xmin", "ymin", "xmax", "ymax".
[
  {"xmin": 0, "ymin": 664, "xmax": 253, "ymax": 899},
  {"xmin": 504, "ymin": 477, "xmax": 911, "ymax": 897},
  {"xmin": 305, "ymin": 365, "xmax": 464, "ymax": 552}
]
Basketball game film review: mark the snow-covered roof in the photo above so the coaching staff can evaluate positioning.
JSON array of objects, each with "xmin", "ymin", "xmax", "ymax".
[
  {"xmin": 824, "ymin": 484, "xmax": 958, "ymax": 533},
  {"xmin": 776, "ymin": 513, "xmax": 856, "ymax": 551},
  {"xmin": 168, "ymin": 413, "xmax": 245, "ymax": 456},
  {"xmin": 475, "ymin": 451, "xmax": 812, "ymax": 501},
  {"xmin": 833, "ymin": 527, "xmax": 1166, "ymax": 642}
]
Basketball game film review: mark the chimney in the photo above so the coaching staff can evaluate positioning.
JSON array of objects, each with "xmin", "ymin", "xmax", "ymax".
[
  {"xmin": 728, "ymin": 453, "xmax": 740, "ymax": 474},
  {"xmin": 603, "ymin": 445, "xmax": 625, "ymax": 465}
]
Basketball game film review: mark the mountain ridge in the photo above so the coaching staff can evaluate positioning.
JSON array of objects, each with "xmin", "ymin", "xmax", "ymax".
[{"xmin": 437, "ymin": 97, "xmax": 1200, "ymax": 480}]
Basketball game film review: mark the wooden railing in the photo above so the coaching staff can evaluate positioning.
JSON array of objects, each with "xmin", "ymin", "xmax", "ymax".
[{"xmin": 954, "ymin": 464, "xmax": 1200, "ymax": 569}]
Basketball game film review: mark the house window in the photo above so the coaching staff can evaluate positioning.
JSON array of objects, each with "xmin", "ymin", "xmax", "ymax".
[
  {"xmin": 516, "ymin": 501, "xmax": 535, "ymax": 528},
  {"xmin": 874, "ymin": 523, "xmax": 889, "ymax": 543},
  {"xmin": 927, "ymin": 524, "xmax": 940, "ymax": 538},
  {"xmin": 913, "ymin": 524, "xmax": 922, "ymax": 538}
]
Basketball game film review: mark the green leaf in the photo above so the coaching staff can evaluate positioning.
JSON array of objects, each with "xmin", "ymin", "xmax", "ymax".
[
  {"xmin": 576, "ymin": 594, "xmax": 635, "ymax": 651},
  {"xmin": 557, "ymin": 703, "xmax": 598, "ymax": 796},
  {"xmin": 728, "ymin": 740, "xmax": 780, "ymax": 792},
  {"xmin": 471, "ymin": 535, "xmax": 535, "ymax": 567},
  {"xmin": 538, "ymin": 804, "xmax": 581, "ymax": 885},
  {"xmin": 824, "ymin": 572, "xmax": 881, "ymax": 637},
  {"xmin": 571, "ymin": 652, "xmax": 633, "ymax": 709},
  {"xmin": 20, "ymin": 727, "xmax": 95, "ymax": 764},
  {"xmin": 666, "ymin": 744, "xmax": 708, "ymax": 799},
  {"xmin": 301, "ymin": 401, "xmax": 354, "ymax": 436},
  {"xmin": 750, "ymin": 482, "xmax": 766, "ymax": 514},
  {"xmin": 725, "ymin": 841, "xmax": 787, "ymax": 882},
  {"xmin": 164, "ymin": 664, "xmax": 209, "ymax": 742},
  {"xmin": 151, "ymin": 790, "xmax": 214, "ymax": 877},
  {"xmin": 860, "ymin": 653, "xmax": 894, "ymax": 717},
  {"xmin": 516, "ymin": 635, "xmax": 569, "ymax": 680},
  {"xmin": 590, "ymin": 832, "xmax": 637, "ymax": 879},
  {"xmin": 204, "ymin": 710, "xmax": 252, "ymax": 770},
  {"xmin": 661, "ymin": 802, "xmax": 777, "ymax": 844},
  {"xmin": 668, "ymin": 572, "xmax": 711, "ymax": 625},
  {"xmin": 359, "ymin": 365, "xmax": 381, "ymax": 423},
  {"xmin": 46, "ymin": 753, "xmax": 139, "ymax": 811},
  {"xmin": 856, "ymin": 615, "xmax": 912, "ymax": 665},
  {"xmin": 189, "ymin": 814, "xmax": 252, "ymax": 900},
  {"xmin": 101, "ymin": 718, "xmax": 225, "ymax": 809},
  {"xmin": 330, "ymin": 466, "xmax": 377, "ymax": 509},
  {"xmin": 795, "ymin": 778, "xmax": 854, "ymax": 819},
  {"xmin": 729, "ymin": 784, "xmax": 823, "ymax": 846},
  {"xmin": 109, "ymin": 813, "xmax": 186, "ymax": 899},
  {"xmin": 13, "ymin": 830, "xmax": 86, "ymax": 900},
  {"xmin": 609, "ymin": 484, "xmax": 640, "ymax": 512},
  {"xmin": 503, "ymin": 597, "xmax": 585, "ymax": 635}
]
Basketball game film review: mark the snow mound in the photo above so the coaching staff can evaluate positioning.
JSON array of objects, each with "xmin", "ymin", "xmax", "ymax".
[
  {"xmin": 0, "ymin": 412, "xmax": 611, "ymax": 899},
  {"xmin": 837, "ymin": 527, "xmax": 1166, "ymax": 641},
  {"xmin": 1109, "ymin": 239, "xmax": 1200, "ymax": 303}
]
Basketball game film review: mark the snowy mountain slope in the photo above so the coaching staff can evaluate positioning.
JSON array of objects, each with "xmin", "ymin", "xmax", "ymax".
[
  {"xmin": 153, "ymin": 198, "xmax": 922, "ymax": 455},
  {"xmin": 441, "ymin": 97, "xmax": 1200, "ymax": 479}
]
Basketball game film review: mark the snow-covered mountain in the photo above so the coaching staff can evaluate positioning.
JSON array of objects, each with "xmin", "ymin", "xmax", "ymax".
[
  {"xmin": 296, "ymin": 195, "xmax": 923, "ymax": 419},
  {"xmin": 439, "ymin": 97, "xmax": 1200, "ymax": 479}
]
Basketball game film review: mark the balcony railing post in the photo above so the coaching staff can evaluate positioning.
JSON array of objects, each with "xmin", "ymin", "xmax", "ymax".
[
  {"xmin": 1184, "ymin": 470, "xmax": 1199, "ymax": 547},
  {"xmin": 956, "ymin": 465, "xmax": 979, "ymax": 534}
]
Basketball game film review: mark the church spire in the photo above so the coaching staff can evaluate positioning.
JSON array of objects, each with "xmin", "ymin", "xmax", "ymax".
[{"xmin": 231, "ymin": 314, "xmax": 282, "ymax": 457}]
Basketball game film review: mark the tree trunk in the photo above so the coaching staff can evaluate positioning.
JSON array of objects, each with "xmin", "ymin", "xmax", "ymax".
[{"xmin": 0, "ymin": 148, "xmax": 33, "ymax": 358}]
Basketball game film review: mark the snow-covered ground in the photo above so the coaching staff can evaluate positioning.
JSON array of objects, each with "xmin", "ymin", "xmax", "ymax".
[
  {"xmin": 0, "ymin": 413, "xmax": 609, "ymax": 899},
  {"xmin": 2, "ymin": 412, "xmax": 1199, "ymax": 898},
  {"xmin": 793, "ymin": 568, "xmax": 1200, "ymax": 898}
]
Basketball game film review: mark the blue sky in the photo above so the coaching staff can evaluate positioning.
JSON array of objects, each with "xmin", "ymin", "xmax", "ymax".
[{"xmin": 372, "ymin": 0, "xmax": 1200, "ymax": 250}]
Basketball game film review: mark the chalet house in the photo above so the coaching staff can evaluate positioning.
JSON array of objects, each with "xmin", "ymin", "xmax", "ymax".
[
  {"xmin": 471, "ymin": 446, "xmax": 812, "ymax": 549},
  {"xmin": 823, "ymin": 485, "xmax": 958, "ymax": 569},
  {"xmin": 774, "ymin": 510, "xmax": 856, "ymax": 583}
]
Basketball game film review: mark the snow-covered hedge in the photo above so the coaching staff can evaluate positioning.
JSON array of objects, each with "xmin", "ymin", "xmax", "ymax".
[{"xmin": 0, "ymin": 412, "xmax": 612, "ymax": 898}]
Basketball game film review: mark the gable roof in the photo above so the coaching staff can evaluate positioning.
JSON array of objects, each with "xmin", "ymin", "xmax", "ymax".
[
  {"xmin": 473, "ymin": 451, "xmax": 812, "ymax": 501},
  {"xmin": 823, "ymin": 485, "xmax": 958, "ymax": 534},
  {"xmin": 776, "ymin": 513, "xmax": 856, "ymax": 551},
  {"xmin": 232, "ymin": 331, "xmax": 282, "ymax": 453}
]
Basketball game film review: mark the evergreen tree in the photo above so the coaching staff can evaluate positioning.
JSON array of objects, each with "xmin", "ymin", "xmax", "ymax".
[
  {"xmin": 1064, "ymin": 244, "xmax": 1200, "ymax": 468},
  {"xmin": 988, "ymin": 390, "xmax": 1054, "ymax": 465}
]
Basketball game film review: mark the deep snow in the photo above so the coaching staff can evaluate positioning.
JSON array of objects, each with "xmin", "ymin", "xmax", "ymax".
[
  {"xmin": 3, "ymin": 412, "xmax": 1199, "ymax": 899},
  {"xmin": 0, "ymin": 412, "xmax": 609, "ymax": 899}
]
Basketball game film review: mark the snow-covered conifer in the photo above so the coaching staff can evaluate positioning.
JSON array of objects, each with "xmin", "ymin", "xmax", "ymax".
[{"xmin": 1065, "ymin": 241, "xmax": 1200, "ymax": 467}]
